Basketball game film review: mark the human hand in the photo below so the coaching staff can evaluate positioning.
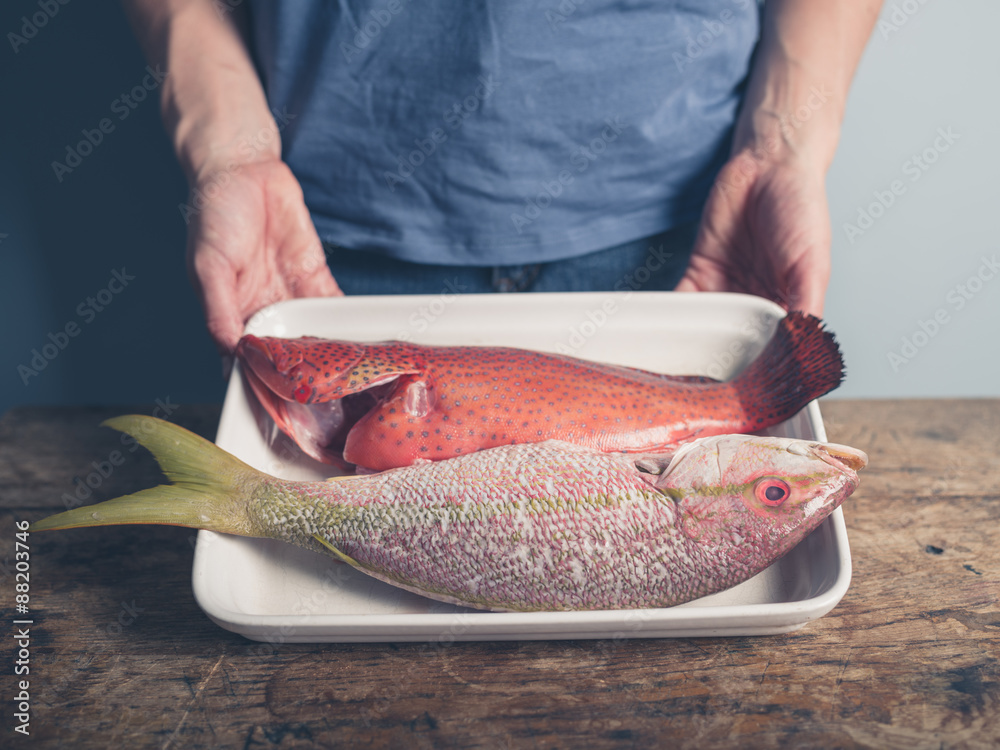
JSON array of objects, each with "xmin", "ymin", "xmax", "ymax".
[
  {"xmin": 676, "ymin": 148, "xmax": 830, "ymax": 317},
  {"xmin": 185, "ymin": 158, "xmax": 342, "ymax": 358},
  {"xmin": 674, "ymin": 0, "xmax": 882, "ymax": 318}
]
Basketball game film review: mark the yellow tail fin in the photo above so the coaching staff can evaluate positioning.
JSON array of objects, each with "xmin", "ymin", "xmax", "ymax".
[{"xmin": 30, "ymin": 415, "xmax": 264, "ymax": 535}]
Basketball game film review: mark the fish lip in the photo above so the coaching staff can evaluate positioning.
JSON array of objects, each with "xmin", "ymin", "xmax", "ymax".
[{"xmin": 810, "ymin": 442, "xmax": 868, "ymax": 473}]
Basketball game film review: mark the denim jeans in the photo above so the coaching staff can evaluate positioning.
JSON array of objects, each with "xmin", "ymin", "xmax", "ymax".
[{"xmin": 323, "ymin": 222, "xmax": 698, "ymax": 296}]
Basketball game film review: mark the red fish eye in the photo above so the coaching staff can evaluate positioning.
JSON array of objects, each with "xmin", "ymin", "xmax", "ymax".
[{"xmin": 754, "ymin": 478, "xmax": 791, "ymax": 506}]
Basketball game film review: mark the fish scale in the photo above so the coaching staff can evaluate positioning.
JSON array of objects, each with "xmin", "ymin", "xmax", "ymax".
[
  {"xmin": 237, "ymin": 311, "xmax": 844, "ymax": 471},
  {"xmin": 30, "ymin": 416, "xmax": 867, "ymax": 613}
]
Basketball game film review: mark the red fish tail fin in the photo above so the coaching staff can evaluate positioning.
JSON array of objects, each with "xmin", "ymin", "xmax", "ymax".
[{"xmin": 731, "ymin": 311, "xmax": 844, "ymax": 426}]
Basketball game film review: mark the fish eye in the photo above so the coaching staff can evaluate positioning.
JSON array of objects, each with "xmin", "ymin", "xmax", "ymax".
[{"xmin": 754, "ymin": 477, "xmax": 791, "ymax": 507}]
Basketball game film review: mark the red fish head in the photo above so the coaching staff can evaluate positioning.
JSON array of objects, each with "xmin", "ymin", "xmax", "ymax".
[
  {"xmin": 235, "ymin": 335, "xmax": 426, "ymax": 469},
  {"xmin": 236, "ymin": 335, "xmax": 366, "ymax": 404}
]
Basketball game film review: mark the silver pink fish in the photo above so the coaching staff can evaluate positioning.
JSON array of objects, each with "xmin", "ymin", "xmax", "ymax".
[{"xmin": 31, "ymin": 415, "xmax": 866, "ymax": 612}]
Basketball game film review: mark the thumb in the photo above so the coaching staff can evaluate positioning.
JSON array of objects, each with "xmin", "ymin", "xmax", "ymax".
[
  {"xmin": 201, "ymin": 274, "xmax": 248, "ymax": 356},
  {"xmin": 786, "ymin": 271, "xmax": 827, "ymax": 318},
  {"xmin": 190, "ymin": 252, "xmax": 246, "ymax": 356}
]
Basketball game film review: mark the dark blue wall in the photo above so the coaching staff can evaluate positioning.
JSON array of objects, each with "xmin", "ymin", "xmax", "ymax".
[{"xmin": 1, "ymin": 0, "xmax": 224, "ymax": 415}]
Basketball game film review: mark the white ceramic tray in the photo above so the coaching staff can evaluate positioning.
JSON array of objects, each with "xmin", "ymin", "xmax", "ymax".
[{"xmin": 191, "ymin": 292, "xmax": 851, "ymax": 642}]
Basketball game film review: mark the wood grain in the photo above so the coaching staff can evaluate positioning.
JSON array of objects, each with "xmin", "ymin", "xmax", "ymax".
[{"xmin": 2, "ymin": 400, "xmax": 998, "ymax": 748}]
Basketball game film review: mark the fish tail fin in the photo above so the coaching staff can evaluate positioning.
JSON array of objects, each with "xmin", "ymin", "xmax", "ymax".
[
  {"xmin": 30, "ymin": 415, "xmax": 265, "ymax": 535},
  {"xmin": 731, "ymin": 312, "xmax": 844, "ymax": 423}
]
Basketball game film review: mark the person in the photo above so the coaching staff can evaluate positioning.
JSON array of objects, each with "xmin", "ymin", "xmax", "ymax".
[{"xmin": 122, "ymin": 0, "xmax": 880, "ymax": 357}]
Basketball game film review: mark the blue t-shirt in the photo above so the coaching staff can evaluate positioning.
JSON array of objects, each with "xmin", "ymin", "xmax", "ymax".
[{"xmin": 248, "ymin": 1, "xmax": 760, "ymax": 265}]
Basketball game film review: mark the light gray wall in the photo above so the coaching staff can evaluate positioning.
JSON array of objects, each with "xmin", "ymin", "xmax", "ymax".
[{"xmin": 824, "ymin": 0, "xmax": 1000, "ymax": 398}]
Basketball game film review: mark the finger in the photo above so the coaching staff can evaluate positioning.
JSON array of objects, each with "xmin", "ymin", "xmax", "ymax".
[
  {"xmin": 279, "ymin": 239, "xmax": 341, "ymax": 299},
  {"xmin": 204, "ymin": 289, "xmax": 247, "ymax": 356},
  {"xmin": 672, "ymin": 275, "xmax": 701, "ymax": 293},
  {"xmin": 271, "ymin": 179, "xmax": 344, "ymax": 299},
  {"xmin": 674, "ymin": 231, "xmax": 708, "ymax": 293},
  {"xmin": 192, "ymin": 252, "xmax": 246, "ymax": 356},
  {"xmin": 674, "ymin": 206, "xmax": 742, "ymax": 294},
  {"xmin": 673, "ymin": 249, "xmax": 731, "ymax": 294},
  {"xmin": 283, "ymin": 236, "xmax": 342, "ymax": 298},
  {"xmin": 296, "ymin": 264, "xmax": 343, "ymax": 298},
  {"xmin": 788, "ymin": 269, "xmax": 828, "ymax": 318}
]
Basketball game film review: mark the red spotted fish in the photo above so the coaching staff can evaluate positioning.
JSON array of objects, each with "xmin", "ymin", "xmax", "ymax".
[
  {"xmin": 236, "ymin": 311, "xmax": 844, "ymax": 472},
  {"xmin": 30, "ymin": 416, "xmax": 866, "ymax": 612}
]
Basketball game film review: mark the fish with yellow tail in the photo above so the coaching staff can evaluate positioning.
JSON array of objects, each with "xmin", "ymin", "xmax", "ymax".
[{"xmin": 31, "ymin": 416, "xmax": 866, "ymax": 612}]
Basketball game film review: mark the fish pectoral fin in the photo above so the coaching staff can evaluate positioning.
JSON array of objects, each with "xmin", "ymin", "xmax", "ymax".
[
  {"xmin": 670, "ymin": 429, "xmax": 705, "ymax": 445},
  {"xmin": 335, "ymin": 360, "xmax": 422, "ymax": 397},
  {"xmin": 634, "ymin": 455, "xmax": 675, "ymax": 475},
  {"xmin": 326, "ymin": 344, "xmax": 426, "ymax": 399},
  {"xmin": 312, "ymin": 534, "xmax": 360, "ymax": 566}
]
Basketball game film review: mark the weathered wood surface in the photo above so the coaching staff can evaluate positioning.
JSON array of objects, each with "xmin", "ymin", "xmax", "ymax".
[{"xmin": 2, "ymin": 400, "xmax": 998, "ymax": 748}]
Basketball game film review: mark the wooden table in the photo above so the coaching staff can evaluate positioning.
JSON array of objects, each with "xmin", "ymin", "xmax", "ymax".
[{"xmin": 3, "ymin": 400, "xmax": 998, "ymax": 748}]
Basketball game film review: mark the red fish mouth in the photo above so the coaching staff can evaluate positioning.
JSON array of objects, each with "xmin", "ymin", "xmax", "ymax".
[
  {"xmin": 237, "ymin": 335, "xmax": 302, "ymax": 402},
  {"xmin": 810, "ymin": 443, "xmax": 868, "ymax": 473}
]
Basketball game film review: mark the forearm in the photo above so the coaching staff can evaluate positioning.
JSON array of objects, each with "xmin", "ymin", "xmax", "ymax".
[
  {"xmin": 120, "ymin": 0, "xmax": 278, "ymax": 183},
  {"xmin": 735, "ymin": 0, "xmax": 882, "ymax": 169}
]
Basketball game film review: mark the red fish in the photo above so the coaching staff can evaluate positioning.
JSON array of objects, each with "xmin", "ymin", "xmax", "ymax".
[{"xmin": 236, "ymin": 311, "xmax": 843, "ymax": 472}]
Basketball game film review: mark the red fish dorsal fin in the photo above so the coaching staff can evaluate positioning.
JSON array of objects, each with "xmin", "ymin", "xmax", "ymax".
[{"xmin": 236, "ymin": 336, "xmax": 423, "ymax": 404}]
